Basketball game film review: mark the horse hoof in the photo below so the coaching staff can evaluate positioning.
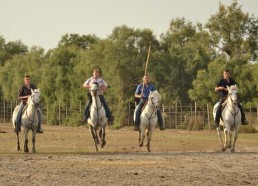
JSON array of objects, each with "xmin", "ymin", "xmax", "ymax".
[
  {"xmin": 17, "ymin": 146, "xmax": 20, "ymax": 151},
  {"xmin": 24, "ymin": 149, "xmax": 29, "ymax": 153},
  {"xmin": 221, "ymin": 148, "xmax": 225, "ymax": 152},
  {"xmin": 139, "ymin": 143, "xmax": 143, "ymax": 147},
  {"xmin": 230, "ymin": 149, "xmax": 235, "ymax": 153},
  {"xmin": 32, "ymin": 149, "xmax": 36, "ymax": 153},
  {"xmin": 101, "ymin": 141, "xmax": 106, "ymax": 148}
]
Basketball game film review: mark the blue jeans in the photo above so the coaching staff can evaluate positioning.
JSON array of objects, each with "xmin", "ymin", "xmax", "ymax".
[{"xmin": 135, "ymin": 99, "xmax": 163, "ymax": 127}]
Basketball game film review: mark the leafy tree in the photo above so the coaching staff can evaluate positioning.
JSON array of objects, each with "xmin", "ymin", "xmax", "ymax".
[{"xmin": 206, "ymin": 0, "xmax": 258, "ymax": 61}]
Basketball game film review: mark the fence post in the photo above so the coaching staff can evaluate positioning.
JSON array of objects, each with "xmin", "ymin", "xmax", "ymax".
[
  {"xmin": 175, "ymin": 101, "xmax": 178, "ymax": 129},
  {"xmin": 59, "ymin": 101, "xmax": 61, "ymax": 125},
  {"xmin": 3, "ymin": 100, "xmax": 5, "ymax": 124},
  {"xmin": 207, "ymin": 104, "xmax": 210, "ymax": 130},
  {"xmin": 128, "ymin": 102, "xmax": 131, "ymax": 126},
  {"xmin": 162, "ymin": 104, "xmax": 165, "ymax": 128}
]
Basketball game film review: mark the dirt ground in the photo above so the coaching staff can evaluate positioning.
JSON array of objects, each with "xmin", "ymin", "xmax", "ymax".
[{"xmin": 0, "ymin": 123, "xmax": 258, "ymax": 186}]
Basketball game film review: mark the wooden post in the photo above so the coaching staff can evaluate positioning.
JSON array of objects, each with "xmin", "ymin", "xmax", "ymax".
[
  {"xmin": 59, "ymin": 101, "xmax": 61, "ymax": 125},
  {"xmin": 207, "ymin": 104, "xmax": 210, "ymax": 130},
  {"xmin": 3, "ymin": 100, "xmax": 5, "ymax": 124},
  {"xmin": 179, "ymin": 100, "xmax": 183, "ymax": 129},
  {"xmin": 175, "ymin": 101, "xmax": 178, "ymax": 129},
  {"xmin": 162, "ymin": 104, "xmax": 165, "ymax": 128}
]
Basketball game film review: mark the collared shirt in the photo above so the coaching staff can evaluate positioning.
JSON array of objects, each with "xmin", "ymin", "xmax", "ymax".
[
  {"xmin": 18, "ymin": 83, "xmax": 37, "ymax": 104},
  {"xmin": 216, "ymin": 77, "xmax": 236, "ymax": 97},
  {"xmin": 83, "ymin": 77, "xmax": 108, "ymax": 95},
  {"xmin": 135, "ymin": 83, "xmax": 156, "ymax": 99}
]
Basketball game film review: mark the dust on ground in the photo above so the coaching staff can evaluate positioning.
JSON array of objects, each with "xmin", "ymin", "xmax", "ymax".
[{"xmin": 0, "ymin": 124, "xmax": 258, "ymax": 186}]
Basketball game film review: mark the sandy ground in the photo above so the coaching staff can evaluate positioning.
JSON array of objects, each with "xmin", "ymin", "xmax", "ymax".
[{"xmin": 0, "ymin": 124, "xmax": 258, "ymax": 186}]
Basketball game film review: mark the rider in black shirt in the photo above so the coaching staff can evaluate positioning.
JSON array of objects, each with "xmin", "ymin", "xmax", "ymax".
[{"xmin": 214, "ymin": 70, "xmax": 248, "ymax": 127}]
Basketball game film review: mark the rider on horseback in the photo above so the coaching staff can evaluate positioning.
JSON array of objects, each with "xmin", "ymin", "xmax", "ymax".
[
  {"xmin": 134, "ymin": 75, "xmax": 165, "ymax": 131},
  {"xmin": 14, "ymin": 75, "xmax": 43, "ymax": 133},
  {"xmin": 82, "ymin": 69, "xmax": 113, "ymax": 123},
  {"xmin": 214, "ymin": 70, "xmax": 248, "ymax": 127}
]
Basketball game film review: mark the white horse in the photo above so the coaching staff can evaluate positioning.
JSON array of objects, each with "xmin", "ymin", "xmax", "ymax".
[
  {"xmin": 88, "ymin": 83, "xmax": 108, "ymax": 151},
  {"xmin": 12, "ymin": 89, "xmax": 40, "ymax": 153},
  {"xmin": 213, "ymin": 85, "xmax": 241, "ymax": 153},
  {"xmin": 134, "ymin": 90, "xmax": 162, "ymax": 152}
]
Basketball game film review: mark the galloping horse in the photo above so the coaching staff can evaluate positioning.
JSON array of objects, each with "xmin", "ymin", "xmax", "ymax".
[
  {"xmin": 134, "ymin": 90, "xmax": 162, "ymax": 152},
  {"xmin": 12, "ymin": 89, "xmax": 40, "ymax": 153},
  {"xmin": 88, "ymin": 83, "xmax": 108, "ymax": 151},
  {"xmin": 213, "ymin": 85, "xmax": 241, "ymax": 152}
]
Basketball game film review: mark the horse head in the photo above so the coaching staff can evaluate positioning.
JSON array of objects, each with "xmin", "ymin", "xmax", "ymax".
[
  {"xmin": 227, "ymin": 85, "xmax": 238, "ymax": 105},
  {"xmin": 90, "ymin": 82, "xmax": 99, "ymax": 96},
  {"xmin": 30, "ymin": 89, "xmax": 40, "ymax": 107},
  {"xmin": 148, "ymin": 90, "xmax": 161, "ymax": 109}
]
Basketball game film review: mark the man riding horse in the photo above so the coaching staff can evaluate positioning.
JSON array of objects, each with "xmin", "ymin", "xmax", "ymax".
[
  {"xmin": 214, "ymin": 70, "xmax": 248, "ymax": 127},
  {"xmin": 134, "ymin": 75, "xmax": 165, "ymax": 131},
  {"xmin": 15, "ymin": 75, "xmax": 43, "ymax": 133}
]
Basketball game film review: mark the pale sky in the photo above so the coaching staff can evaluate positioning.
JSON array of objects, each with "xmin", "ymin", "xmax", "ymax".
[{"xmin": 1, "ymin": 0, "xmax": 257, "ymax": 50}]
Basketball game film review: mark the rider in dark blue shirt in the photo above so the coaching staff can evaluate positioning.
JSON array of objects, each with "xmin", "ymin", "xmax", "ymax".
[
  {"xmin": 214, "ymin": 70, "xmax": 248, "ymax": 127},
  {"xmin": 134, "ymin": 75, "xmax": 165, "ymax": 131}
]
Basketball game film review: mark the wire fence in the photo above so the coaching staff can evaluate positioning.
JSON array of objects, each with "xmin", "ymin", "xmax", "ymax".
[{"xmin": 1, "ymin": 100, "xmax": 258, "ymax": 129}]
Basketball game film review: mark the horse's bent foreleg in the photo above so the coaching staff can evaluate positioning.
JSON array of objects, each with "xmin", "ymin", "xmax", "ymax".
[{"xmin": 101, "ymin": 127, "xmax": 106, "ymax": 148}]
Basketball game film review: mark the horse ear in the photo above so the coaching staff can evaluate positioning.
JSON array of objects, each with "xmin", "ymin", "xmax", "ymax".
[
  {"xmin": 226, "ymin": 85, "xmax": 230, "ymax": 90},
  {"xmin": 31, "ymin": 89, "xmax": 34, "ymax": 93}
]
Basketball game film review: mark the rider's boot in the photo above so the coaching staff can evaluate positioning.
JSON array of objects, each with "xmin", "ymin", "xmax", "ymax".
[
  {"xmin": 157, "ymin": 110, "xmax": 165, "ymax": 131},
  {"xmin": 238, "ymin": 103, "xmax": 249, "ymax": 125},
  {"xmin": 214, "ymin": 104, "xmax": 222, "ymax": 128}
]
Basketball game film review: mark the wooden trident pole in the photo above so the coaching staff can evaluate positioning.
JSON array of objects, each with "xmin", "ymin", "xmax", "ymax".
[
  {"xmin": 144, "ymin": 45, "xmax": 151, "ymax": 76},
  {"xmin": 141, "ymin": 44, "xmax": 152, "ymax": 94}
]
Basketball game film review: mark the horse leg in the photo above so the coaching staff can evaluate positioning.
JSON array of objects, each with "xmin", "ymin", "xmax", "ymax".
[
  {"xmin": 24, "ymin": 129, "xmax": 29, "ymax": 153},
  {"xmin": 223, "ymin": 128, "xmax": 228, "ymax": 150},
  {"xmin": 101, "ymin": 127, "xmax": 106, "ymax": 148},
  {"xmin": 146, "ymin": 128, "xmax": 153, "ymax": 152},
  {"xmin": 139, "ymin": 128, "xmax": 145, "ymax": 147},
  {"xmin": 231, "ymin": 129, "xmax": 238, "ymax": 153},
  {"xmin": 89, "ymin": 125, "xmax": 98, "ymax": 151},
  {"xmin": 32, "ymin": 127, "xmax": 37, "ymax": 153},
  {"xmin": 16, "ymin": 131, "xmax": 21, "ymax": 151},
  {"xmin": 216, "ymin": 126, "xmax": 225, "ymax": 151},
  {"xmin": 228, "ymin": 131, "xmax": 232, "ymax": 149}
]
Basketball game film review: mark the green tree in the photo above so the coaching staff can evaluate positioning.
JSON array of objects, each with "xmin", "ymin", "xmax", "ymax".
[{"xmin": 206, "ymin": 0, "xmax": 258, "ymax": 61}]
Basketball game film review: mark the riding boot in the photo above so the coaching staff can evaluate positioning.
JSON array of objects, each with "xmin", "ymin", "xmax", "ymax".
[
  {"xmin": 238, "ymin": 103, "xmax": 249, "ymax": 125},
  {"xmin": 134, "ymin": 100, "xmax": 145, "ymax": 131},
  {"xmin": 81, "ymin": 98, "xmax": 91, "ymax": 123},
  {"xmin": 37, "ymin": 109, "xmax": 43, "ymax": 134},
  {"xmin": 215, "ymin": 104, "xmax": 222, "ymax": 127},
  {"xmin": 157, "ymin": 110, "xmax": 165, "ymax": 130},
  {"xmin": 99, "ymin": 95, "xmax": 113, "ymax": 123}
]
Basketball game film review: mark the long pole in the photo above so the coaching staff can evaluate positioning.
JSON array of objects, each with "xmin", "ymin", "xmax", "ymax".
[
  {"xmin": 141, "ymin": 45, "xmax": 151, "ymax": 94},
  {"xmin": 144, "ymin": 45, "xmax": 151, "ymax": 76}
]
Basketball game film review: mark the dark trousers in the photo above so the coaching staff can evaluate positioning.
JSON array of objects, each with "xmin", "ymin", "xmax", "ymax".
[
  {"xmin": 83, "ymin": 93, "xmax": 112, "ymax": 120},
  {"xmin": 135, "ymin": 99, "xmax": 164, "ymax": 127},
  {"xmin": 215, "ymin": 98, "xmax": 247, "ymax": 124}
]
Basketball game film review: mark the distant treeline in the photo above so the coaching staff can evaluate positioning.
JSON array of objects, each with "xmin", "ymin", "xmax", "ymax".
[{"xmin": 0, "ymin": 1, "xmax": 258, "ymax": 127}]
